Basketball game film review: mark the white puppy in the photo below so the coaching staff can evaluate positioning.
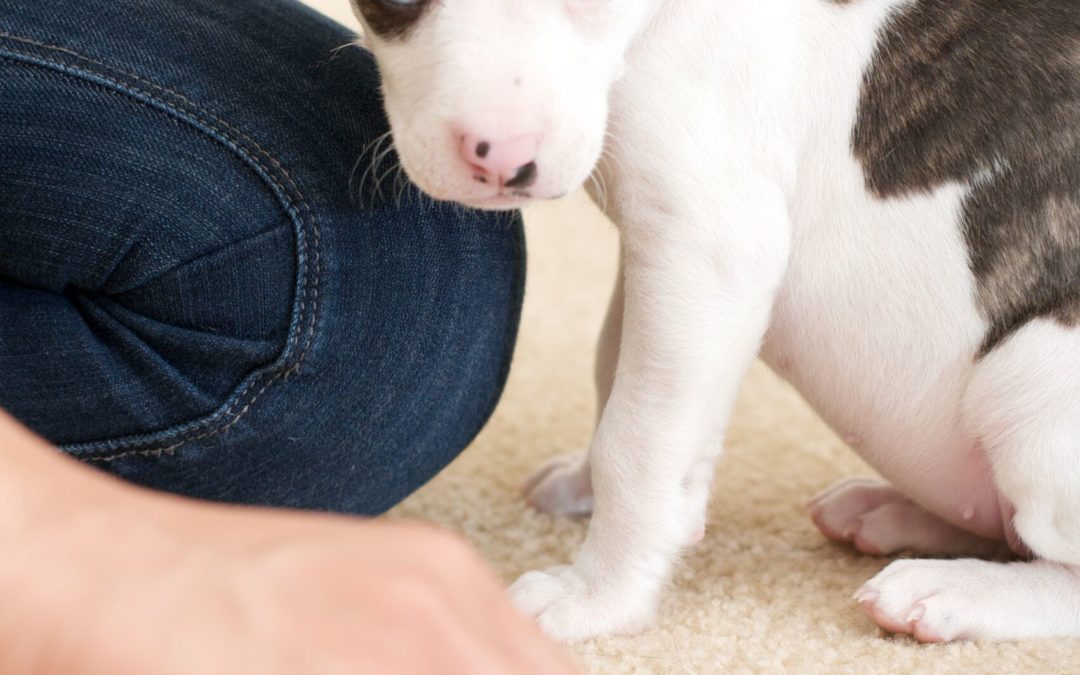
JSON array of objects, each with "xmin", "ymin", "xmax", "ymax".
[{"xmin": 350, "ymin": 0, "xmax": 1080, "ymax": 643}]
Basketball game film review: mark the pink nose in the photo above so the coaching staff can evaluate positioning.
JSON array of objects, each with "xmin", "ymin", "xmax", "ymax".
[{"xmin": 459, "ymin": 133, "xmax": 540, "ymax": 188}]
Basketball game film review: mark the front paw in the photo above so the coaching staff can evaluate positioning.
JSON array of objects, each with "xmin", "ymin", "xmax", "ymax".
[
  {"xmin": 522, "ymin": 453, "xmax": 593, "ymax": 516},
  {"xmin": 509, "ymin": 566, "xmax": 656, "ymax": 642}
]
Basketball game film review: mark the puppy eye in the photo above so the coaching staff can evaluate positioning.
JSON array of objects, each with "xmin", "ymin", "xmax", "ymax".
[{"xmin": 377, "ymin": 0, "xmax": 422, "ymax": 6}]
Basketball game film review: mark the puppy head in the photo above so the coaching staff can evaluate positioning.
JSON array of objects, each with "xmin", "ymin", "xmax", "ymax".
[{"xmin": 351, "ymin": 0, "xmax": 651, "ymax": 210}]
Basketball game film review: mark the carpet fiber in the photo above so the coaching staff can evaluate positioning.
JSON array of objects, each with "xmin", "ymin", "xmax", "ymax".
[{"xmin": 305, "ymin": 3, "xmax": 1079, "ymax": 671}]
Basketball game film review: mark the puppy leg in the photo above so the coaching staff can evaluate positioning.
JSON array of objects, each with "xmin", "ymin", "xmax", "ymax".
[
  {"xmin": 511, "ymin": 183, "xmax": 792, "ymax": 641},
  {"xmin": 524, "ymin": 253, "xmax": 623, "ymax": 517},
  {"xmin": 809, "ymin": 478, "xmax": 1009, "ymax": 558},
  {"xmin": 859, "ymin": 320, "xmax": 1080, "ymax": 641},
  {"xmin": 524, "ymin": 263, "xmax": 716, "ymax": 545},
  {"xmin": 681, "ymin": 455, "xmax": 718, "ymax": 545}
]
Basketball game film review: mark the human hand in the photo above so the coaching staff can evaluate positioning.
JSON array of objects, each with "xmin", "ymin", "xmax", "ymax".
[{"xmin": 0, "ymin": 413, "xmax": 578, "ymax": 675}]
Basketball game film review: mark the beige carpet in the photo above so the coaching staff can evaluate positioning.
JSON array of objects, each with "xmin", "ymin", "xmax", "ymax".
[{"xmin": 306, "ymin": 3, "xmax": 1080, "ymax": 671}]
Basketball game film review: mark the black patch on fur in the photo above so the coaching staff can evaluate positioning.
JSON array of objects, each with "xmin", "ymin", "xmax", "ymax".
[
  {"xmin": 851, "ymin": 0, "xmax": 1080, "ymax": 355},
  {"xmin": 352, "ymin": 0, "xmax": 428, "ymax": 40}
]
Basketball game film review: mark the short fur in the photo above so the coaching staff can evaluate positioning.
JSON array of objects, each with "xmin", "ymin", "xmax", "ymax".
[
  {"xmin": 853, "ymin": 0, "xmax": 1080, "ymax": 353},
  {"xmin": 354, "ymin": 0, "xmax": 1080, "ymax": 643}
]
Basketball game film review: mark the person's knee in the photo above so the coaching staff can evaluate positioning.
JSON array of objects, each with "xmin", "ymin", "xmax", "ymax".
[
  {"xmin": 103, "ymin": 218, "xmax": 298, "ymax": 397},
  {"xmin": 261, "ymin": 208, "xmax": 527, "ymax": 515},
  {"xmin": 0, "ymin": 0, "xmax": 530, "ymax": 514},
  {"xmin": 96, "ymin": 207, "xmax": 525, "ymax": 517},
  {"xmin": 0, "ymin": 67, "xmax": 299, "ymax": 444}
]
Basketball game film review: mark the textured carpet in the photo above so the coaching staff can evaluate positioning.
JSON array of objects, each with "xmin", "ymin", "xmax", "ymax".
[{"xmin": 305, "ymin": 3, "xmax": 1080, "ymax": 671}]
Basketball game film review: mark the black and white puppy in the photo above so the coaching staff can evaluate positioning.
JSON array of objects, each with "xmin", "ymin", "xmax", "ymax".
[{"xmin": 351, "ymin": 0, "xmax": 1080, "ymax": 643}]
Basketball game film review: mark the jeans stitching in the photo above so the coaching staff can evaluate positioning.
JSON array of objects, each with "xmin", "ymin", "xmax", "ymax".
[{"xmin": 0, "ymin": 33, "xmax": 324, "ymax": 460}]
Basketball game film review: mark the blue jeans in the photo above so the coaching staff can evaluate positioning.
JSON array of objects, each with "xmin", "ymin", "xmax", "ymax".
[{"xmin": 0, "ymin": 0, "xmax": 525, "ymax": 515}]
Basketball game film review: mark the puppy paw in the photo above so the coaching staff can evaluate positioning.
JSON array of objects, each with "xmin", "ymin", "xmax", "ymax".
[
  {"xmin": 522, "ymin": 453, "xmax": 593, "ymax": 516},
  {"xmin": 808, "ymin": 478, "xmax": 899, "ymax": 551},
  {"xmin": 809, "ymin": 478, "xmax": 1006, "ymax": 558},
  {"xmin": 509, "ymin": 566, "xmax": 655, "ymax": 642},
  {"xmin": 856, "ymin": 558, "xmax": 1012, "ymax": 642}
]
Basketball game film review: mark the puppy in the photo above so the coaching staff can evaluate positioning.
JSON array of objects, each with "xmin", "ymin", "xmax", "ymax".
[{"xmin": 351, "ymin": 0, "xmax": 1080, "ymax": 643}]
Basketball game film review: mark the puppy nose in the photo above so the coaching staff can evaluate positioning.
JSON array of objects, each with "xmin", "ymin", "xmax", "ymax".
[{"xmin": 459, "ymin": 133, "xmax": 540, "ymax": 188}]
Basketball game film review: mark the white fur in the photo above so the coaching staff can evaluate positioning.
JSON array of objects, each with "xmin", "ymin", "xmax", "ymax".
[{"xmin": 355, "ymin": 0, "xmax": 1080, "ymax": 642}]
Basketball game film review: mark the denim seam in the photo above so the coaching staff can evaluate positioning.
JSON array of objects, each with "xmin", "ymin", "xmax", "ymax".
[
  {"xmin": 0, "ymin": 33, "xmax": 324, "ymax": 461},
  {"xmin": 107, "ymin": 220, "xmax": 293, "ymax": 296}
]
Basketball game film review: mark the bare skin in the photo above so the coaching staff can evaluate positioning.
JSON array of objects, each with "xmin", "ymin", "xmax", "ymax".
[{"xmin": 0, "ymin": 411, "xmax": 577, "ymax": 675}]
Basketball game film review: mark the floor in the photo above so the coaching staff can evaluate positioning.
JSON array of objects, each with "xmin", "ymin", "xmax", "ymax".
[{"xmin": 301, "ymin": 1, "xmax": 1080, "ymax": 671}]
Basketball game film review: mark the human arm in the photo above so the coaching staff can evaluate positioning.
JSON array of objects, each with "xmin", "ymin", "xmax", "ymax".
[{"xmin": 0, "ymin": 410, "xmax": 577, "ymax": 675}]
